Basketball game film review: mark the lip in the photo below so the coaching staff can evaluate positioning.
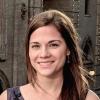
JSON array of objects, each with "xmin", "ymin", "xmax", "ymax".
[
  {"xmin": 37, "ymin": 61, "xmax": 54, "ymax": 67},
  {"xmin": 38, "ymin": 60, "xmax": 54, "ymax": 63}
]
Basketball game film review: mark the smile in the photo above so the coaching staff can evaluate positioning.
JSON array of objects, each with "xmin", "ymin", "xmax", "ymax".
[{"xmin": 38, "ymin": 61, "xmax": 54, "ymax": 67}]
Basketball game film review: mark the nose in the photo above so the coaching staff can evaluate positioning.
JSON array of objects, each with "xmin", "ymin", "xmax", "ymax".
[{"xmin": 39, "ymin": 46, "xmax": 51, "ymax": 58}]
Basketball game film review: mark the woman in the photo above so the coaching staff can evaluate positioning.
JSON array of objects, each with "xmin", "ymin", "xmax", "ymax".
[{"xmin": 1, "ymin": 10, "xmax": 100, "ymax": 100}]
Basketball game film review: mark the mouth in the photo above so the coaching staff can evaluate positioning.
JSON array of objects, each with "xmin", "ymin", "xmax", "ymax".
[{"xmin": 37, "ymin": 61, "xmax": 54, "ymax": 67}]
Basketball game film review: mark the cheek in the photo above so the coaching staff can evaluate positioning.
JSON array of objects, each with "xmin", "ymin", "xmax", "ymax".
[
  {"xmin": 29, "ymin": 49, "xmax": 32, "ymax": 59},
  {"xmin": 59, "ymin": 49, "xmax": 67, "ymax": 61},
  {"xmin": 29, "ymin": 52, "xmax": 36, "ymax": 68},
  {"xmin": 57, "ymin": 48, "xmax": 67, "ymax": 57},
  {"xmin": 54, "ymin": 49, "xmax": 67, "ymax": 62},
  {"xmin": 29, "ymin": 49, "xmax": 39, "ymax": 63},
  {"xmin": 58, "ymin": 52, "xmax": 66, "ymax": 68},
  {"xmin": 59, "ymin": 53, "xmax": 66, "ymax": 63},
  {"xmin": 29, "ymin": 49, "xmax": 35, "ymax": 61}
]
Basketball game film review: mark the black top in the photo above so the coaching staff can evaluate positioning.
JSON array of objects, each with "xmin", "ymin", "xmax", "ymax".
[
  {"xmin": 7, "ymin": 87, "xmax": 24, "ymax": 100},
  {"xmin": 7, "ymin": 86, "xmax": 88, "ymax": 100}
]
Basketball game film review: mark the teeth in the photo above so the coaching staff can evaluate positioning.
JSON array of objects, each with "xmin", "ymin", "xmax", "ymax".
[
  {"xmin": 38, "ymin": 61, "xmax": 54, "ymax": 65},
  {"xmin": 39, "ymin": 62, "xmax": 51, "ymax": 64},
  {"xmin": 41, "ymin": 62, "xmax": 51, "ymax": 63},
  {"xmin": 39, "ymin": 61, "xmax": 53, "ymax": 63}
]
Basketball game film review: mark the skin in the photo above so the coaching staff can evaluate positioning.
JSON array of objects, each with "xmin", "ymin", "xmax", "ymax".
[
  {"xmin": 86, "ymin": 90, "xmax": 100, "ymax": 100},
  {"xmin": 0, "ymin": 25, "xmax": 100, "ymax": 100},
  {"xmin": 29, "ymin": 25, "xmax": 68, "ymax": 78},
  {"xmin": 1, "ymin": 88, "xmax": 100, "ymax": 100}
]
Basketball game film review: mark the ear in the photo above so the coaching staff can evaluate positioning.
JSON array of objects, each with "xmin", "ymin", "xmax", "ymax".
[{"xmin": 66, "ymin": 49, "xmax": 70, "ymax": 56}]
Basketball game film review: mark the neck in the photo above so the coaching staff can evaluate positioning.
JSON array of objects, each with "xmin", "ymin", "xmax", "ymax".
[{"xmin": 34, "ymin": 72, "xmax": 63, "ymax": 98}]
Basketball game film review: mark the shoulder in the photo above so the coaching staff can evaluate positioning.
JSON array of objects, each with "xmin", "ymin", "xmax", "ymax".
[
  {"xmin": 0, "ymin": 90, "xmax": 7, "ymax": 100},
  {"xmin": 20, "ymin": 83, "xmax": 32, "ymax": 92},
  {"xmin": 20, "ymin": 83, "xmax": 33, "ymax": 95},
  {"xmin": 0, "ymin": 85, "xmax": 24, "ymax": 100},
  {"xmin": 20, "ymin": 83, "xmax": 36, "ymax": 99},
  {"xmin": 86, "ymin": 90, "xmax": 100, "ymax": 100}
]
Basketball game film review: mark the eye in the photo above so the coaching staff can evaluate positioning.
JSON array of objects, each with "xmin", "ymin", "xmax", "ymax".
[
  {"xmin": 49, "ymin": 43, "xmax": 59, "ymax": 48},
  {"xmin": 31, "ymin": 44, "xmax": 40, "ymax": 49}
]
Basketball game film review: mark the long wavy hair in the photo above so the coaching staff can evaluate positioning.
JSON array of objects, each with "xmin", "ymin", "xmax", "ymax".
[{"xmin": 26, "ymin": 10, "xmax": 89, "ymax": 100}]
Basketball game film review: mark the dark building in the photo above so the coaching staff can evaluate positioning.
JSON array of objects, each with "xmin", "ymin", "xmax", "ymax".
[{"xmin": 0, "ymin": 0, "xmax": 100, "ymax": 96}]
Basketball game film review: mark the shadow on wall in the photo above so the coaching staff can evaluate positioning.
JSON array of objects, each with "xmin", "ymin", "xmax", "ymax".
[
  {"xmin": 81, "ymin": 35, "xmax": 94, "ymax": 65},
  {"xmin": 0, "ymin": 69, "xmax": 10, "ymax": 94}
]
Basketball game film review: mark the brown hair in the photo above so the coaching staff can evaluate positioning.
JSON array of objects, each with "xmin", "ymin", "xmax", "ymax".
[{"xmin": 26, "ymin": 10, "xmax": 89, "ymax": 100}]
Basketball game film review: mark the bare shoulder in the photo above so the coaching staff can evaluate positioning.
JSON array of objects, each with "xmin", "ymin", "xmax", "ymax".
[
  {"xmin": 0, "ymin": 90, "xmax": 7, "ymax": 100},
  {"xmin": 20, "ymin": 83, "xmax": 32, "ymax": 92},
  {"xmin": 86, "ymin": 90, "xmax": 100, "ymax": 100},
  {"xmin": 20, "ymin": 83, "xmax": 33, "ymax": 97},
  {"xmin": 0, "ymin": 84, "xmax": 30, "ymax": 100}
]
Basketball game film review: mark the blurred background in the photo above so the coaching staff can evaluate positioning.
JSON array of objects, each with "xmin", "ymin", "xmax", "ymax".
[{"xmin": 0, "ymin": 0, "xmax": 100, "ymax": 96}]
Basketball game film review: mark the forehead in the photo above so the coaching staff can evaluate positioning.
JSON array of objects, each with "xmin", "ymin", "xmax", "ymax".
[{"xmin": 29, "ymin": 25, "xmax": 64, "ymax": 42}]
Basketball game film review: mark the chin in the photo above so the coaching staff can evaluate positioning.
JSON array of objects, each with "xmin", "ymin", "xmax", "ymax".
[{"xmin": 38, "ymin": 70, "xmax": 55, "ymax": 77}]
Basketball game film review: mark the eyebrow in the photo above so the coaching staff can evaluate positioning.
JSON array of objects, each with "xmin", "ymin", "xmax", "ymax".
[
  {"xmin": 48, "ymin": 40, "xmax": 62, "ymax": 44},
  {"xmin": 30, "ymin": 40, "xmax": 62, "ymax": 44},
  {"xmin": 30, "ymin": 42, "xmax": 40, "ymax": 44}
]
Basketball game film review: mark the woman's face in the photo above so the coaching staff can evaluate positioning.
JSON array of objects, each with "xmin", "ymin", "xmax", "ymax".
[{"xmin": 29, "ymin": 25, "xmax": 69, "ymax": 77}]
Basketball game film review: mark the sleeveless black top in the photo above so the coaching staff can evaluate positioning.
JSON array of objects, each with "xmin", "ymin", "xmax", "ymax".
[
  {"xmin": 7, "ymin": 87, "xmax": 24, "ymax": 100},
  {"xmin": 7, "ymin": 86, "xmax": 88, "ymax": 100}
]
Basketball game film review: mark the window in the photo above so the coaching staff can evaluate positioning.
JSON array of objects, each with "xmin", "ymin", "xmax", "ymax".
[{"xmin": 85, "ymin": 0, "xmax": 90, "ymax": 15}]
